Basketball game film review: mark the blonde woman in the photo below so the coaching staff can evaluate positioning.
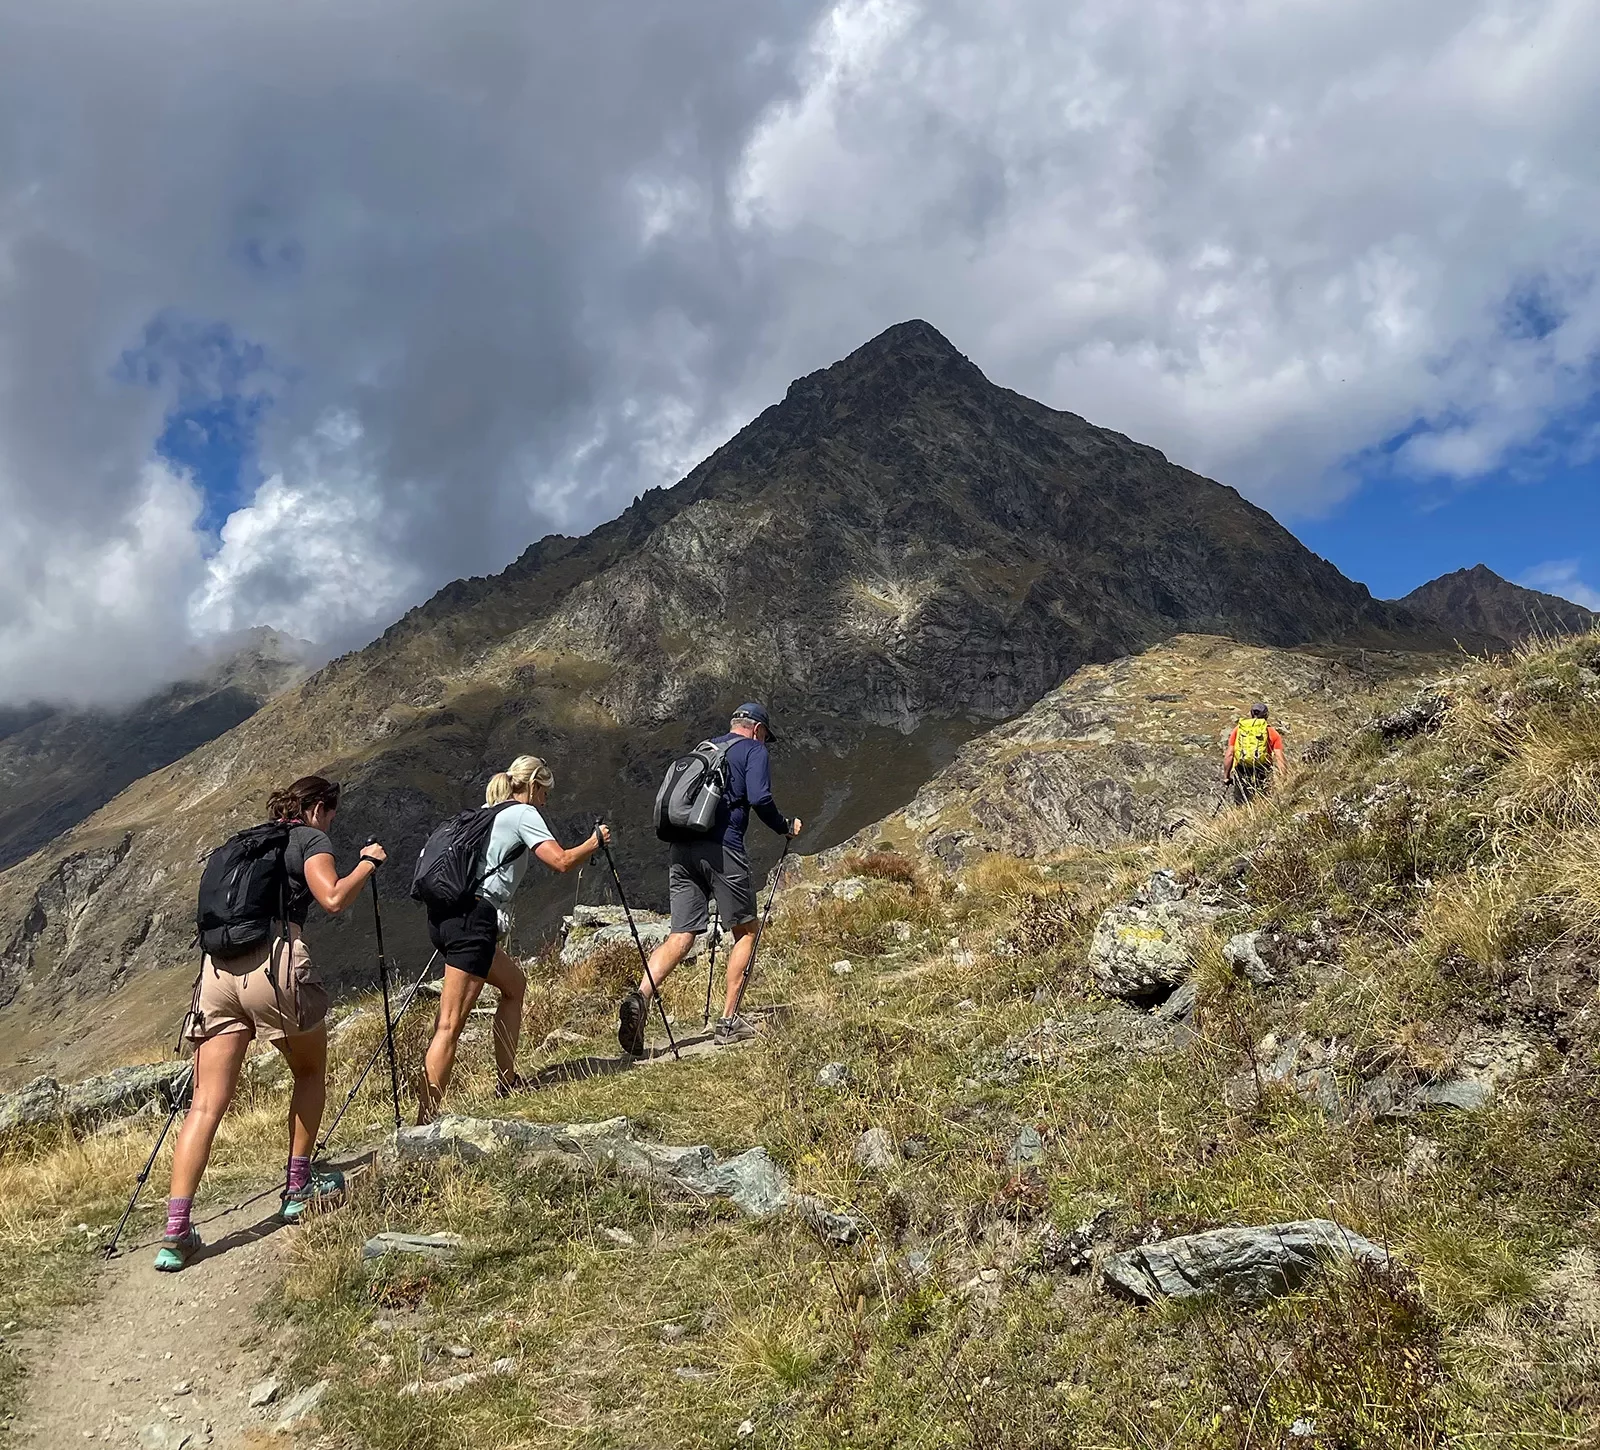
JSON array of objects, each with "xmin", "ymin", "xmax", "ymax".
[{"xmin": 417, "ymin": 755, "xmax": 609, "ymax": 1122}]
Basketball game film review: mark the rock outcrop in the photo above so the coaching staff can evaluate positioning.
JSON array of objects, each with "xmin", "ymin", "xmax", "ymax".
[
  {"xmin": 1102, "ymin": 1219, "xmax": 1392, "ymax": 1305},
  {"xmin": 837, "ymin": 634, "xmax": 1443, "ymax": 867},
  {"xmin": 389, "ymin": 1114, "xmax": 865, "ymax": 1245}
]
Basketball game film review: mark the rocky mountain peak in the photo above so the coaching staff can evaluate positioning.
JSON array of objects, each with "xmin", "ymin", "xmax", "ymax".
[{"xmin": 1398, "ymin": 564, "xmax": 1596, "ymax": 649}]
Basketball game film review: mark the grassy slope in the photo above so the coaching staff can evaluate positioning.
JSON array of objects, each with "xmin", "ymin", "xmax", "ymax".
[{"xmin": 4, "ymin": 634, "xmax": 1600, "ymax": 1447}]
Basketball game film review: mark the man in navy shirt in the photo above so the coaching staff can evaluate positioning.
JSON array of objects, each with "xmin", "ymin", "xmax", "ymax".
[{"xmin": 620, "ymin": 702, "xmax": 803, "ymax": 1051}]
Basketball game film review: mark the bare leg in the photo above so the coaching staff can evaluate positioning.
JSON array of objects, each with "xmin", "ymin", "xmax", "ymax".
[
  {"xmin": 167, "ymin": 1032, "xmax": 252, "ymax": 1202},
  {"xmin": 639, "ymin": 931, "xmax": 695, "ymax": 1001},
  {"xmin": 483, "ymin": 947, "xmax": 526, "ymax": 1088},
  {"xmin": 274, "ymin": 1025, "xmax": 328, "ymax": 1159},
  {"xmin": 721, "ymin": 922, "xmax": 759, "ymax": 1020},
  {"xmin": 418, "ymin": 966, "xmax": 487, "ymax": 1125}
]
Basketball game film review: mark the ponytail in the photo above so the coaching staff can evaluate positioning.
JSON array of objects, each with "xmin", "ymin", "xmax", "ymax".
[
  {"xmin": 267, "ymin": 775, "xmax": 341, "ymax": 823},
  {"xmin": 484, "ymin": 773, "xmax": 514, "ymax": 806}
]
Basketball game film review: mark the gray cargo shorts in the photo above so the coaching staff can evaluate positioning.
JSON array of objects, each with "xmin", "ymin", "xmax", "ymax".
[{"xmin": 668, "ymin": 839, "xmax": 756, "ymax": 934}]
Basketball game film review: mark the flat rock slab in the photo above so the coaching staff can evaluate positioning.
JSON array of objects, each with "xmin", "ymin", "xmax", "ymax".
[
  {"xmin": 362, "ymin": 1231, "xmax": 467, "ymax": 1261},
  {"xmin": 1102, "ymin": 1219, "xmax": 1391, "ymax": 1307},
  {"xmin": 389, "ymin": 1115, "xmax": 863, "ymax": 1244}
]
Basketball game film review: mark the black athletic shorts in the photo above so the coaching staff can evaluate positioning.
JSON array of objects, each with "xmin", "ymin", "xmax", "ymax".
[
  {"xmin": 427, "ymin": 897, "xmax": 501, "ymax": 978},
  {"xmin": 668, "ymin": 840, "xmax": 756, "ymax": 934}
]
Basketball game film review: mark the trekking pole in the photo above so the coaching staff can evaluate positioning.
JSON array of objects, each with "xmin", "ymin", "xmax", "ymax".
[
  {"xmin": 363, "ymin": 838, "xmax": 402, "ymax": 1133},
  {"xmin": 594, "ymin": 819, "xmax": 680, "ymax": 1060},
  {"xmin": 702, "ymin": 906, "xmax": 723, "ymax": 1028},
  {"xmin": 728, "ymin": 837, "xmax": 793, "ymax": 1021},
  {"xmin": 317, "ymin": 950, "xmax": 440, "ymax": 1154},
  {"xmin": 103, "ymin": 1064, "xmax": 194, "ymax": 1260}
]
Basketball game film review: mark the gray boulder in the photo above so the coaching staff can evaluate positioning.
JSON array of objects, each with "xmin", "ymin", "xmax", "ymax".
[
  {"xmin": 1089, "ymin": 903, "xmax": 1208, "ymax": 1001},
  {"xmin": 1, "ymin": 1060, "xmax": 190, "ymax": 1134},
  {"xmin": 273, "ymin": 1379, "xmax": 330, "ymax": 1433},
  {"xmin": 1102, "ymin": 1219, "xmax": 1391, "ymax": 1306}
]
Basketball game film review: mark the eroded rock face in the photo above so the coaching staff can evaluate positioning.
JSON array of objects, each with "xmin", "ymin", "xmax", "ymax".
[{"xmin": 1102, "ymin": 1219, "xmax": 1391, "ymax": 1306}]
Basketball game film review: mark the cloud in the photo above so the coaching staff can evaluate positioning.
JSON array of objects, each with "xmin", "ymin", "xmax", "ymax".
[
  {"xmin": 1, "ymin": 0, "xmax": 1599, "ymax": 704},
  {"xmin": 1520, "ymin": 559, "xmax": 1600, "ymax": 611}
]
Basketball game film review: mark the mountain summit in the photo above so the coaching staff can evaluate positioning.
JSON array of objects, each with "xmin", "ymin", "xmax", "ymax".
[
  {"xmin": 1398, "ymin": 564, "xmax": 1596, "ymax": 648},
  {"xmin": 0, "ymin": 321, "xmax": 1442, "ymax": 1075}
]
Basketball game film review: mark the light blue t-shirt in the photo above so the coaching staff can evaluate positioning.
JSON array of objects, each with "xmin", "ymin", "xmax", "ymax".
[{"xmin": 478, "ymin": 804, "xmax": 555, "ymax": 907}]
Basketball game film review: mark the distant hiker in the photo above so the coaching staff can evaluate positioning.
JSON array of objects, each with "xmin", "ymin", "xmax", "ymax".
[
  {"xmin": 156, "ymin": 776, "xmax": 385, "ymax": 1272},
  {"xmin": 1224, "ymin": 704, "xmax": 1287, "ymax": 804},
  {"xmin": 414, "ymin": 755, "xmax": 609, "ymax": 1123},
  {"xmin": 621, "ymin": 703, "xmax": 802, "ymax": 1053}
]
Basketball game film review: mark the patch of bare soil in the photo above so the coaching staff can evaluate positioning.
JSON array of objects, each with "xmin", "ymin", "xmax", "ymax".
[{"xmin": 12, "ymin": 1185, "xmax": 303, "ymax": 1449}]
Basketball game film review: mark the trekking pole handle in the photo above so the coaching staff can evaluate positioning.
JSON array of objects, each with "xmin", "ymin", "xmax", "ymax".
[{"xmin": 361, "ymin": 836, "xmax": 384, "ymax": 869}]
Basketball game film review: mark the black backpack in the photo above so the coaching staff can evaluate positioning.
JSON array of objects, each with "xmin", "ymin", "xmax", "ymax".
[
  {"xmin": 654, "ymin": 739, "xmax": 734, "ymax": 842},
  {"xmin": 195, "ymin": 822, "xmax": 293, "ymax": 959},
  {"xmin": 410, "ymin": 802, "xmax": 526, "ymax": 913}
]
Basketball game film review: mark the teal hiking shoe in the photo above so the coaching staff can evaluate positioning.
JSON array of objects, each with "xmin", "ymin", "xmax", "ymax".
[
  {"xmin": 153, "ymin": 1228, "xmax": 202, "ymax": 1273},
  {"xmin": 280, "ymin": 1167, "xmax": 345, "ymax": 1223}
]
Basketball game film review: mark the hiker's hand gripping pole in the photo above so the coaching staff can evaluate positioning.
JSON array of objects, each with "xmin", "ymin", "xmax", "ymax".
[
  {"xmin": 363, "ymin": 838, "xmax": 403, "ymax": 1133},
  {"xmin": 595, "ymin": 818, "xmax": 681, "ymax": 1060}
]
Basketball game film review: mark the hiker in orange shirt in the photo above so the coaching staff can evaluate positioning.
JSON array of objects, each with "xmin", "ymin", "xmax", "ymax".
[{"xmin": 1224, "ymin": 703, "xmax": 1287, "ymax": 804}]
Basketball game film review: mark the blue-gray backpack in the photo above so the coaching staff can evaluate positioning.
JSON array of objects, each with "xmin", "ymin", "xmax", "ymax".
[
  {"xmin": 654, "ymin": 739, "xmax": 733, "ymax": 841},
  {"xmin": 410, "ymin": 802, "xmax": 526, "ymax": 913},
  {"xmin": 195, "ymin": 822, "xmax": 292, "ymax": 958}
]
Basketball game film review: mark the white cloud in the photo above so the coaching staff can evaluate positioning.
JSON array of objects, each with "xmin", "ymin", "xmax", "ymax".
[
  {"xmin": 1520, "ymin": 559, "xmax": 1600, "ymax": 611},
  {"xmin": 2, "ymin": 0, "xmax": 1600, "ymax": 704}
]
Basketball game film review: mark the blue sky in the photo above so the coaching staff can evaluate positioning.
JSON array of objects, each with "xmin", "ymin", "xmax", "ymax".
[{"xmin": 1297, "ymin": 453, "xmax": 1600, "ymax": 605}]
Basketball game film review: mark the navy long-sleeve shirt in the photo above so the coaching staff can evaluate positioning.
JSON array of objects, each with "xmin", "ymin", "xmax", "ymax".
[{"xmin": 713, "ymin": 733, "xmax": 790, "ymax": 853}]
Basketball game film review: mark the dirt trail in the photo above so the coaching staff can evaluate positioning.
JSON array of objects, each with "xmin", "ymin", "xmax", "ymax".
[{"xmin": 13, "ymin": 1184, "xmax": 312, "ymax": 1449}]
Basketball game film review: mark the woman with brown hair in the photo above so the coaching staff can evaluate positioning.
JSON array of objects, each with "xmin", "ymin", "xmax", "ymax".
[
  {"xmin": 417, "ymin": 754, "xmax": 609, "ymax": 1122},
  {"xmin": 154, "ymin": 776, "xmax": 385, "ymax": 1272}
]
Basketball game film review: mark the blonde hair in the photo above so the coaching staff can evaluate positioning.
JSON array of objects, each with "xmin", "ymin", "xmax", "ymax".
[{"xmin": 484, "ymin": 754, "xmax": 554, "ymax": 805}]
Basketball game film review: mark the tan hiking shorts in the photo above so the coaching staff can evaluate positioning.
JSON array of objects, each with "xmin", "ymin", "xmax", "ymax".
[{"xmin": 187, "ymin": 935, "xmax": 330, "ymax": 1044}]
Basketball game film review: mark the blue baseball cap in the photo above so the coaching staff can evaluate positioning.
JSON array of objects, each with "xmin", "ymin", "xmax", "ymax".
[{"xmin": 732, "ymin": 702, "xmax": 778, "ymax": 741}]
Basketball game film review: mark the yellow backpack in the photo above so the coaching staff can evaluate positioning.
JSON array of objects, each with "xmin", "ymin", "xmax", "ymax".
[{"xmin": 1234, "ymin": 716, "xmax": 1270, "ymax": 768}]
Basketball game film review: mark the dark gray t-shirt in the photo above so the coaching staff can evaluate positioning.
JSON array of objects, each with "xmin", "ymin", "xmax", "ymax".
[{"xmin": 284, "ymin": 825, "xmax": 334, "ymax": 925}]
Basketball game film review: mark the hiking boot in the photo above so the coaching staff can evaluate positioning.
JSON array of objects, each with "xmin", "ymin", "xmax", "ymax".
[
  {"xmin": 494, "ymin": 1074, "xmax": 531, "ymax": 1099},
  {"xmin": 153, "ymin": 1228, "xmax": 202, "ymax": 1273},
  {"xmin": 714, "ymin": 1013, "xmax": 759, "ymax": 1046},
  {"xmin": 618, "ymin": 991, "xmax": 647, "ymax": 1058},
  {"xmin": 280, "ymin": 1167, "xmax": 345, "ymax": 1223}
]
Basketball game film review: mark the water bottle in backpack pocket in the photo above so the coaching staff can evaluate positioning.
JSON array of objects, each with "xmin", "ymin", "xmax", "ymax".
[{"xmin": 654, "ymin": 739, "xmax": 734, "ymax": 841}]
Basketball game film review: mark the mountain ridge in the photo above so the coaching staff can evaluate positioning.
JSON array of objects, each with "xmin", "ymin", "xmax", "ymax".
[{"xmin": 0, "ymin": 320, "xmax": 1474, "ymax": 1079}]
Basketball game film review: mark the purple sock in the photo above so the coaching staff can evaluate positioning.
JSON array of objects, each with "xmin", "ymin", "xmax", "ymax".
[
  {"xmin": 165, "ymin": 1197, "xmax": 192, "ymax": 1239},
  {"xmin": 286, "ymin": 1156, "xmax": 311, "ymax": 1194}
]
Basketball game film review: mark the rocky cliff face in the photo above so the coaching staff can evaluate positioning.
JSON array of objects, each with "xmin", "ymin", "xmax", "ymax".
[
  {"xmin": 0, "ymin": 628, "xmax": 312, "ymax": 872},
  {"xmin": 1398, "ymin": 564, "xmax": 1595, "ymax": 649},
  {"xmin": 0, "ymin": 321, "xmax": 1447, "ymax": 1080}
]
